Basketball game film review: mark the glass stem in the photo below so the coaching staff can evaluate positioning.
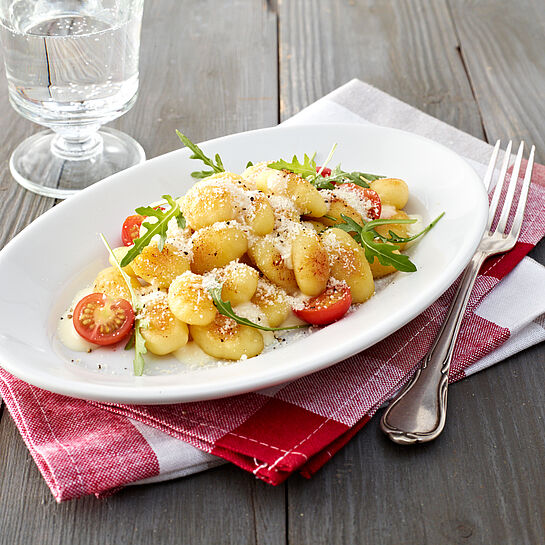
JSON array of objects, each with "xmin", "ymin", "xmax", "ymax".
[{"xmin": 51, "ymin": 126, "xmax": 103, "ymax": 161}]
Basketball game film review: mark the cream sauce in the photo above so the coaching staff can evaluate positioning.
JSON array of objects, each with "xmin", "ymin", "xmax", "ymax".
[{"xmin": 57, "ymin": 287, "xmax": 98, "ymax": 352}]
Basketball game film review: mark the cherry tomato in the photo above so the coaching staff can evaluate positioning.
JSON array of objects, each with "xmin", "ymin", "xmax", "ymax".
[
  {"xmin": 121, "ymin": 206, "xmax": 167, "ymax": 246},
  {"xmin": 294, "ymin": 284, "xmax": 352, "ymax": 325},
  {"xmin": 334, "ymin": 182, "xmax": 382, "ymax": 220},
  {"xmin": 316, "ymin": 166, "xmax": 332, "ymax": 177},
  {"xmin": 73, "ymin": 293, "xmax": 135, "ymax": 346},
  {"xmin": 121, "ymin": 214, "xmax": 144, "ymax": 246}
]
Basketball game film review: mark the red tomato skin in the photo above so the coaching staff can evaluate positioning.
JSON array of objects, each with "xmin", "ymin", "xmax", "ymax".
[
  {"xmin": 121, "ymin": 214, "xmax": 144, "ymax": 246},
  {"xmin": 316, "ymin": 166, "xmax": 332, "ymax": 177},
  {"xmin": 294, "ymin": 285, "xmax": 352, "ymax": 326},
  {"xmin": 334, "ymin": 182, "xmax": 382, "ymax": 220},
  {"xmin": 73, "ymin": 293, "xmax": 135, "ymax": 346}
]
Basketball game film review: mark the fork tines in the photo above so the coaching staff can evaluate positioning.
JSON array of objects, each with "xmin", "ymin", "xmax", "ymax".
[{"xmin": 484, "ymin": 140, "xmax": 536, "ymax": 240}]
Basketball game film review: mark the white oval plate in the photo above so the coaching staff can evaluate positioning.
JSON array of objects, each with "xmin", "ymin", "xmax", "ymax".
[{"xmin": 0, "ymin": 123, "xmax": 488, "ymax": 404}]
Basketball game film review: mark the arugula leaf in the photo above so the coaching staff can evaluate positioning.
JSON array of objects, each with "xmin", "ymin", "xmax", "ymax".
[
  {"xmin": 268, "ymin": 148, "xmax": 384, "ymax": 190},
  {"xmin": 374, "ymin": 213, "xmax": 445, "ymax": 245},
  {"xmin": 176, "ymin": 130, "xmax": 225, "ymax": 179},
  {"xmin": 208, "ymin": 282, "xmax": 308, "ymax": 332},
  {"xmin": 246, "ymin": 161, "xmax": 254, "ymax": 168},
  {"xmin": 332, "ymin": 213, "xmax": 444, "ymax": 272},
  {"xmin": 124, "ymin": 330, "xmax": 135, "ymax": 350},
  {"xmin": 121, "ymin": 195, "xmax": 183, "ymax": 266},
  {"xmin": 100, "ymin": 234, "xmax": 147, "ymax": 376},
  {"xmin": 268, "ymin": 153, "xmax": 318, "ymax": 179},
  {"xmin": 133, "ymin": 324, "xmax": 148, "ymax": 376},
  {"xmin": 333, "ymin": 215, "xmax": 417, "ymax": 272},
  {"xmin": 321, "ymin": 165, "xmax": 386, "ymax": 188}
]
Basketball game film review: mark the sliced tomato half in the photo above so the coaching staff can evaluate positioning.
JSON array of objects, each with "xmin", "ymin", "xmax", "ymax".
[
  {"xmin": 294, "ymin": 284, "xmax": 352, "ymax": 326},
  {"xmin": 121, "ymin": 214, "xmax": 144, "ymax": 246},
  {"xmin": 334, "ymin": 182, "xmax": 382, "ymax": 220},
  {"xmin": 73, "ymin": 293, "xmax": 135, "ymax": 346}
]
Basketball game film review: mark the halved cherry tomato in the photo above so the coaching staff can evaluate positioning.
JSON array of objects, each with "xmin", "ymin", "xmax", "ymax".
[
  {"xmin": 316, "ymin": 166, "xmax": 332, "ymax": 177},
  {"xmin": 334, "ymin": 182, "xmax": 382, "ymax": 220},
  {"xmin": 121, "ymin": 214, "xmax": 144, "ymax": 246},
  {"xmin": 294, "ymin": 284, "xmax": 352, "ymax": 325},
  {"xmin": 73, "ymin": 293, "xmax": 135, "ymax": 346}
]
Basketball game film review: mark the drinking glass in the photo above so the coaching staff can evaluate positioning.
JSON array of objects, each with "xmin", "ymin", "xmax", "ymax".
[{"xmin": 0, "ymin": 0, "xmax": 145, "ymax": 199}]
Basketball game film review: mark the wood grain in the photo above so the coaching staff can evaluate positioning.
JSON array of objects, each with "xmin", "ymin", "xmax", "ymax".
[
  {"xmin": 287, "ymin": 344, "xmax": 545, "ymax": 545},
  {"xmin": 448, "ymin": 0, "xmax": 545, "ymax": 163},
  {"xmin": 278, "ymin": 0, "xmax": 485, "ymax": 138},
  {"xmin": 0, "ymin": 419, "xmax": 285, "ymax": 545},
  {"xmin": 0, "ymin": 1, "xmax": 283, "ymax": 544}
]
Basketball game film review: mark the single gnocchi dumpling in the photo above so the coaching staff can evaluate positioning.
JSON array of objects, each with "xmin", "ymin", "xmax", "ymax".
[
  {"xmin": 247, "ymin": 237, "xmax": 298, "ymax": 294},
  {"xmin": 191, "ymin": 223, "xmax": 248, "ymax": 274},
  {"xmin": 167, "ymin": 271, "xmax": 217, "ymax": 325},
  {"xmin": 93, "ymin": 267, "xmax": 140, "ymax": 301},
  {"xmin": 370, "ymin": 178, "xmax": 409, "ymax": 209},
  {"xmin": 190, "ymin": 314, "xmax": 264, "ymax": 360},
  {"xmin": 131, "ymin": 241, "xmax": 191, "ymax": 288},
  {"xmin": 321, "ymin": 228, "xmax": 374, "ymax": 303},
  {"xmin": 244, "ymin": 192, "xmax": 275, "ymax": 235},
  {"xmin": 140, "ymin": 291, "xmax": 189, "ymax": 355},
  {"xmin": 219, "ymin": 262, "xmax": 259, "ymax": 305},
  {"xmin": 182, "ymin": 179, "xmax": 236, "ymax": 230},
  {"xmin": 291, "ymin": 231, "xmax": 329, "ymax": 296},
  {"xmin": 251, "ymin": 280, "xmax": 290, "ymax": 327}
]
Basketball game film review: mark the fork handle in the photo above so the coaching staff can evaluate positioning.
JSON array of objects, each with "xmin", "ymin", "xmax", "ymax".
[{"xmin": 380, "ymin": 250, "xmax": 487, "ymax": 444}]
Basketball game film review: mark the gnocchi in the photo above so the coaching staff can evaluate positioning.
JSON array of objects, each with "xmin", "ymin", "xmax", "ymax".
[{"xmin": 62, "ymin": 139, "xmax": 439, "ymax": 375}]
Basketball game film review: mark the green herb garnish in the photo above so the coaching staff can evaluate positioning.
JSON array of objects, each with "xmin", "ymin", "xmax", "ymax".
[
  {"xmin": 268, "ymin": 153, "xmax": 318, "ymax": 180},
  {"xmin": 332, "ymin": 214, "xmax": 443, "ymax": 272},
  {"xmin": 208, "ymin": 282, "xmax": 308, "ymax": 332},
  {"xmin": 177, "ymin": 130, "xmax": 225, "ymax": 179},
  {"xmin": 120, "ymin": 194, "xmax": 184, "ymax": 267},
  {"xmin": 373, "ymin": 213, "xmax": 445, "ymax": 245},
  {"xmin": 333, "ymin": 215, "xmax": 418, "ymax": 272},
  {"xmin": 100, "ymin": 234, "xmax": 148, "ymax": 376},
  {"xmin": 268, "ymin": 148, "xmax": 385, "ymax": 190}
]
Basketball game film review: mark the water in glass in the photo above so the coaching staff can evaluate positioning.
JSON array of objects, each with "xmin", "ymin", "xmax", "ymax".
[{"xmin": 0, "ymin": 0, "xmax": 145, "ymax": 198}]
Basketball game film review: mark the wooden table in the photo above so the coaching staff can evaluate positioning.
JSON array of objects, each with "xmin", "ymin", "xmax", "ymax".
[{"xmin": 1, "ymin": 1, "xmax": 544, "ymax": 543}]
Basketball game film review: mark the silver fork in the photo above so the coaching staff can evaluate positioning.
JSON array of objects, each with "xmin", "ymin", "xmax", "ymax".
[{"xmin": 380, "ymin": 141, "xmax": 536, "ymax": 445}]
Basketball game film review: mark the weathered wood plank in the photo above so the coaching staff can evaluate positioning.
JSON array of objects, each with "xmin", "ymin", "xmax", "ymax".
[
  {"xmin": 0, "ymin": 1, "xmax": 284, "ymax": 544},
  {"xmin": 286, "ymin": 342, "xmax": 545, "ymax": 545},
  {"xmin": 0, "ymin": 417, "xmax": 285, "ymax": 545},
  {"xmin": 448, "ymin": 0, "xmax": 545, "ymax": 163},
  {"xmin": 278, "ymin": 0, "xmax": 485, "ymax": 139}
]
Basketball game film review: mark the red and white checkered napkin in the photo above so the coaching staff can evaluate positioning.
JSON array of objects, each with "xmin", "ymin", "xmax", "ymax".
[{"xmin": 2, "ymin": 80, "xmax": 545, "ymax": 501}]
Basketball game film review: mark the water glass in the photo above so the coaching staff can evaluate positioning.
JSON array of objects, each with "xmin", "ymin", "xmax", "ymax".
[{"xmin": 0, "ymin": 0, "xmax": 145, "ymax": 199}]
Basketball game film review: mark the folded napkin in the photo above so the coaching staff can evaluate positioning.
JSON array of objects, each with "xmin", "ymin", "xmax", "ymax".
[{"xmin": 2, "ymin": 79, "xmax": 545, "ymax": 502}]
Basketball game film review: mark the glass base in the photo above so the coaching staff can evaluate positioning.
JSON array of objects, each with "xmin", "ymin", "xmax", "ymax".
[{"xmin": 10, "ymin": 127, "xmax": 146, "ymax": 199}]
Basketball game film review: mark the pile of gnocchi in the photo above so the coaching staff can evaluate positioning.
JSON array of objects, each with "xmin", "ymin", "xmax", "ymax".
[{"xmin": 62, "ymin": 151, "xmax": 425, "ymax": 375}]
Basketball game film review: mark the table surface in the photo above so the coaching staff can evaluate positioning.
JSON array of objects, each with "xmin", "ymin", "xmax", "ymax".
[{"xmin": 1, "ymin": 1, "xmax": 544, "ymax": 543}]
